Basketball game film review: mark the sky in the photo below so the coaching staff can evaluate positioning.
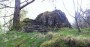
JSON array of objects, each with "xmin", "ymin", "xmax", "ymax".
[
  {"xmin": 24, "ymin": 0, "xmax": 89, "ymax": 24},
  {"xmin": 0, "ymin": 0, "xmax": 90, "ymax": 25}
]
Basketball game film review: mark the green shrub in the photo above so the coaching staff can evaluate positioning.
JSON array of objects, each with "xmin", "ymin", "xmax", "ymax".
[
  {"xmin": 0, "ymin": 28, "xmax": 90, "ymax": 47},
  {"xmin": 40, "ymin": 37, "xmax": 69, "ymax": 47}
]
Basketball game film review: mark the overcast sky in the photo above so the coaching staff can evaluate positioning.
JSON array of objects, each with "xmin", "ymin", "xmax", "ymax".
[
  {"xmin": 24, "ymin": 0, "xmax": 90, "ymax": 24},
  {"xmin": 0, "ymin": 0, "xmax": 90, "ymax": 25}
]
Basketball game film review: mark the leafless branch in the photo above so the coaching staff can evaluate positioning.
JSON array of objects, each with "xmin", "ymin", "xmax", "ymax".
[
  {"xmin": 61, "ymin": 0, "xmax": 75, "ymax": 18},
  {"xmin": 0, "ymin": 13, "xmax": 13, "ymax": 26},
  {"xmin": 0, "ymin": 0, "xmax": 9, "ymax": 2},
  {"xmin": 80, "ymin": 10, "xmax": 90, "ymax": 26},
  {"xmin": 0, "ymin": 7, "xmax": 14, "ymax": 9},
  {"xmin": 20, "ymin": 0, "xmax": 35, "ymax": 10},
  {"xmin": 0, "ymin": 4, "xmax": 14, "ymax": 9},
  {"xmin": 0, "ymin": 14, "xmax": 13, "ymax": 18},
  {"xmin": 73, "ymin": 0, "xmax": 81, "ymax": 32},
  {"xmin": 20, "ymin": 0, "xmax": 29, "ymax": 4},
  {"xmin": 3, "ymin": 18, "xmax": 13, "ymax": 26}
]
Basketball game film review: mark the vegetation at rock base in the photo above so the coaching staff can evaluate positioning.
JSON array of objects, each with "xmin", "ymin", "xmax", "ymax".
[{"xmin": 0, "ymin": 28, "xmax": 90, "ymax": 47}]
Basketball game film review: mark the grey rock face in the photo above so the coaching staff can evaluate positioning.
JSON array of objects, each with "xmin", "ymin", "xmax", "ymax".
[
  {"xmin": 22, "ymin": 10, "xmax": 72, "ymax": 32},
  {"xmin": 35, "ymin": 9, "xmax": 71, "ymax": 28},
  {"xmin": 22, "ymin": 19, "xmax": 48, "ymax": 32}
]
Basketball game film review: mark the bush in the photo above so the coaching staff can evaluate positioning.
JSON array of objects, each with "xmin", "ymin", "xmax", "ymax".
[{"xmin": 40, "ymin": 36, "xmax": 69, "ymax": 47}]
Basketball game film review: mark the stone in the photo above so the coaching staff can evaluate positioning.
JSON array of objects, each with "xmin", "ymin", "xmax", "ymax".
[
  {"xmin": 35, "ymin": 9, "xmax": 71, "ymax": 28},
  {"xmin": 21, "ymin": 9, "xmax": 72, "ymax": 32}
]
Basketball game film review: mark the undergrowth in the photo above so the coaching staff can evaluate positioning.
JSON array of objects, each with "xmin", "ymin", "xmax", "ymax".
[{"xmin": 0, "ymin": 28, "xmax": 90, "ymax": 47}]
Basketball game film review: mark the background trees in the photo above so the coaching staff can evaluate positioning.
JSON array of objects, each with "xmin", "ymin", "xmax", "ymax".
[
  {"xmin": 0, "ymin": 0, "xmax": 35, "ymax": 30},
  {"xmin": 0, "ymin": 0, "xmax": 90, "ymax": 31},
  {"xmin": 76, "ymin": 9, "xmax": 90, "ymax": 28}
]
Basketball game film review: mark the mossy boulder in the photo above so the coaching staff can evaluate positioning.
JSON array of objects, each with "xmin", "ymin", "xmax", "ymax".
[
  {"xmin": 21, "ymin": 9, "xmax": 72, "ymax": 32},
  {"xmin": 36, "ymin": 10, "xmax": 71, "ymax": 28},
  {"xmin": 21, "ymin": 18, "xmax": 48, "ymax": 32}
]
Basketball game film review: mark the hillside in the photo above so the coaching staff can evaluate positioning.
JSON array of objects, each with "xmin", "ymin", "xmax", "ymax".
[{"xmin": 0, "ymin": 28, "xmax": 90, "ymax": 47}]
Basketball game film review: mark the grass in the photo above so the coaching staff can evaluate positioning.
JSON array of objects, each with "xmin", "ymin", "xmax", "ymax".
[
  {"xmin": 58, "ymin": 28, "xmax": 90, "ymax": 38},
  {"xmin": 0, "ymin": 28, "xmax": 90, "ymax": 47},
  {"xmin": 41, "ymin": 28, "xmax": 90, "ymax": 47},
  {"xmin": 0, "ymin": 31, "xmax": 48, "ymax": 47}
]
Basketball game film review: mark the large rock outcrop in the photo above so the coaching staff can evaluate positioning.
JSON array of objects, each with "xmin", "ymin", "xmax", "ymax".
[
  {"xmin": 35, "ymin": 10, "xmax": 71, "ymax": 28},
  {"xmin": 21, "ymin": 18, "xmax": 48, "ymax": 32},
  {"xmin": 22, "ymin": 9, "xmax": 72, "ymax": 32}
]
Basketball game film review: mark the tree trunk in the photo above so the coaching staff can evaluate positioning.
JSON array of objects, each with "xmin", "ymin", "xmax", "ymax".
[
  {"xmin": 75, "ymin": 12, "xmax": 81, "ymax": 32},
  {"xmin": 13, "ymin": 0, "xmax": 20, "ymax": 30},
  {"xmin": 12, "ymin": 0, "xmax": 35, "ymax": 31}
]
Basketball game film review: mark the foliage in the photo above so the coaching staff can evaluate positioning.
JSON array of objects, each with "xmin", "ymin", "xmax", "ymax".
[
  {"xmin": 10, "ymin": 9, "xmax": 28, "ymax": 30},
  {"xmin": 20, "ymin": 9, "xmax": 28, "ymax": 21},
  {"xmin": 41, "ymin": 28, "xmax": 90, "ymax": 47},
  {"xmin": 0, "ymin": 31, "xmax": 49, "ymax": 47},
  {"xmin": 40, "ymin": 36, "xmax": 69, "ymax": 47},
  {"xmin": 0, "ymin": 28, "xmax": 90, "ymax": 47}
]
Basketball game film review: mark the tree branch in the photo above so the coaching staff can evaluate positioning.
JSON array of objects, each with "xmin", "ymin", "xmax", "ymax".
[
  {"xmin": 3, "ymin": 19, "xmax": 13, "ymax": 27},
  {"xmin": 20, "ymin": 0, "xmax": 35, "ymax": 10},
  {"xmin": 20, "ymin": 0, "xmax": 29, "ymax": 4},
  {"xmin": 0, "ymin": 14, "xmax": 13, "ymax": 18},
  {"xmin": 0, "ymin": 7, "xmax": 14, "ymax": 9},
  {"xmin": 0, "ymin": 4, "xmax": 14, "ymax": 9}
]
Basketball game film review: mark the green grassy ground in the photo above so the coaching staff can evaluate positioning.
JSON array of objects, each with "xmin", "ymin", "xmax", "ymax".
[{"xmin": 0, "ymin": 28, "xmax": 90, "ymax": 47}]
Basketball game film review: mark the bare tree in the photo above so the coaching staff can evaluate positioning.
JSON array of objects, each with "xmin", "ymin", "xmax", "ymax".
[
  {"xmin": 13, "ymin": 0, "xmax": 20, "ymax": 30},
  {"xmin": 13, "ymin": 0, "xmax": 35, "ymax": 30},
  {"xmin": 77, "ymin": 9, "xmax": 90, "ymax": 28},
  {"xmin": 72, "ymin": 0, "xmax": 81, "ymax": 32},
  {"xmin": 0, "ymin": 0, "xmax": 35, "ymax": 31},
  {"xmin": 61, "ymin": 0, "xmax": 81, "ymax": 32}
]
